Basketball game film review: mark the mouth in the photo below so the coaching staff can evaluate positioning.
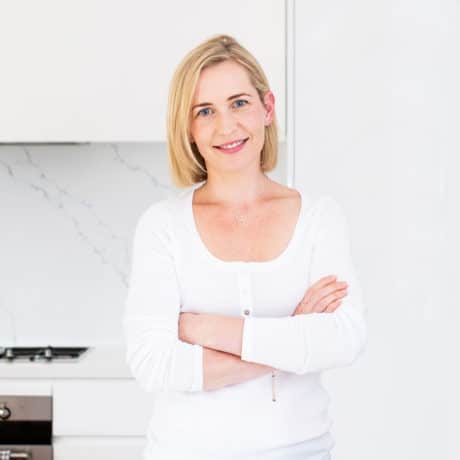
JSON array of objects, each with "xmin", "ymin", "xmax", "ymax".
[{"xmin": 213, "ymin": 137, "xmax": 249, "ymax": 153}]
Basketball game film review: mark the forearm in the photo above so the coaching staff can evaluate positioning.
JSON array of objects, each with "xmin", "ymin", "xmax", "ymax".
[
  {"xmin": 202, "ymin": 346, "xmax": 274, "ymax": 391},
  {"xmin": 179, "ymin": 312, "xmax": 273, "ymax": 390},
  {"xmin": 180, "ymin": 312, "xmax": 244, "ymax": 356}
]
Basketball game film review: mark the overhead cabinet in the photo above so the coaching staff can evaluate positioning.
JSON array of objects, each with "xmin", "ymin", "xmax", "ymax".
[{"xmin": 0, "ymin": 0, "xmax": 285, "ymax": 143}]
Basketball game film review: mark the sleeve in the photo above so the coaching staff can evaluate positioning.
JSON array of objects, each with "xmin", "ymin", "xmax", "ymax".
[
  {"xmin": 240, "ymin": 196, "xmax": 368, "ymax": 374},
  {"xmin": 122, "ymin": 202, "xmax": 204, "ymax": 392}
]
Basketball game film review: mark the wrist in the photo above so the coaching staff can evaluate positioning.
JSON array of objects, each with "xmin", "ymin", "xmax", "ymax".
[{"xmin": 179, "ymin": 312, "xmax": 200, "ymax": 344}]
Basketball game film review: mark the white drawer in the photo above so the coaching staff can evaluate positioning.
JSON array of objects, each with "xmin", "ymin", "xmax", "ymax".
[
  {"xmin": 0, "ymin": 380, "xmax": 51, "ymax": 395},
  {"xmin": 53, "ymin": 380, "xmax": 155, "ymax": 436},
  {"xmin": 53, "ymin": 436, "xmax": 146, "ymax": 460}
]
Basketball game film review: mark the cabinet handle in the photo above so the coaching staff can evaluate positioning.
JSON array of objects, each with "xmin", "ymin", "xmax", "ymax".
[
  {"xmin": 0, "ymin": 450, "xmax": 30, "ymax": 459},
  {"xmin": 0, "ymin": 403, "xmax": 12, "ymax": 420}
]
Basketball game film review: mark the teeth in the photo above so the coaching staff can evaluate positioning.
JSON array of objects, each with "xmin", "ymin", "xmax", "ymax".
[{"xmin": 219, "ymin": 139, "xmax": 245, "ymax": 149}]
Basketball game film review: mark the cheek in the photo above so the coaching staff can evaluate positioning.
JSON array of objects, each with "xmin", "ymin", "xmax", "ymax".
[
  {"xmin": 190, "ymin": 122, "xmax": 211, "ymax": 143},
  {"xmin": 240, "ymin": 109, "xmax": 265, "ymax": 132}
]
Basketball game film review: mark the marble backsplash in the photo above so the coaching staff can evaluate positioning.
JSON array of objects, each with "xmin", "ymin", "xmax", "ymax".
[{"xmin": 0, "ymin": 142, "xmax": 286, "ymax": 346}]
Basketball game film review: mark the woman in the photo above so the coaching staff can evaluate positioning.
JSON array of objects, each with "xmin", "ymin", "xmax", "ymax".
[{"xmin": 123, "ymin": 34, "xmax": 367, "ymax": 460}]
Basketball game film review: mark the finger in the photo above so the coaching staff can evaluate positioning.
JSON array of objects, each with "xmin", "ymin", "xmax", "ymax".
[
  {"xmin": 310, "ymin": 275, "xmax": 337, "ymax": 290},
  {"xmin": 309, "ymin": 283, "xmax": 347, "ymax": 309},
  {"xmin": 324, "ymin": 299, "xmax": 342, "ymax": 313},
  {"xmin": 297, "ymin": 281, "xmax": 347, "ymax": 315},
  {"xmin": 295, "ymin": 298, "xmax": 314, "ymax": 315},
  {"xmin": 296, "ymin": 301, "xmax": 312, "ymax": 315},
  {"xmin": 302, "ymin": 277, "xmax": 340, "ymax": 305},
  {"xmin": 313, "ymin": 288, "xmax": 348, "ymax": 312}
]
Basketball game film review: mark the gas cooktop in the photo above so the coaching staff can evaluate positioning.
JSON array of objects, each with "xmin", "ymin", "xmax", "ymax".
[{"xmin": 0, "ymin": 346, "xmax": 89, "ymax": 362}]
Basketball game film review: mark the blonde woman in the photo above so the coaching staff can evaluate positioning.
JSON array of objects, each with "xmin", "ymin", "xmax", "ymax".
[{"xmin": 123, "ymin": 34, "xmax": 367, "ymax": 460}]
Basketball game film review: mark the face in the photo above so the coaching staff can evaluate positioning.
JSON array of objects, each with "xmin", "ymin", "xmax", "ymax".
[{"xmin": 189, "ymin": 60, "xmax": 275, "ymax": 174}]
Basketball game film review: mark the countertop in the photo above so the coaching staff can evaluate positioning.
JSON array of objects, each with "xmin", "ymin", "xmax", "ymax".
[{"xmin": 0, "ymin": 343, "xmax": 133, "ymax": 379}]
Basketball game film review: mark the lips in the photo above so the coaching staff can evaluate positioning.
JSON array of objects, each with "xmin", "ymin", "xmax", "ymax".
[{"xmin": 214, "ymin": 137, "xmax": 249, "ymax": 150}]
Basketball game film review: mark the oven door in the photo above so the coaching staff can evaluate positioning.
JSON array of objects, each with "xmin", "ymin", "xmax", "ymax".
[
  {"xmin": 0, "ymin": 395, "xmax": 52, "ymax": 460},
  {"xmin": 0, "ymin": 445, "xmax": 52, "ymax": 460}
]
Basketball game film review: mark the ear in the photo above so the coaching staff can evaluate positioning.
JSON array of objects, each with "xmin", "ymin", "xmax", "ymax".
[{"xmin": 262, "ymin": 91, "xmax": 275, "ymax": 126}]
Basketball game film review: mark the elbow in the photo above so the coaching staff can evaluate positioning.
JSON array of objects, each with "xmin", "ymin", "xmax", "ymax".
[
  {"xmin": 345, "ymin": 316, "xmax": 368, "ymax": 366},
  {"xmin": 122, "ymin": 322, "xmax": 180, "ymax": 393},
  {"xmin": 125, "ymin": 339, "xmax": 172, "ymax": 393},
  {"xmin": 339, "ymin": 315, "xmax": 368, "ymax": 367},
  {"xmin": 123, "ymin": 321, "xmax": 202, "ymax": 393}
]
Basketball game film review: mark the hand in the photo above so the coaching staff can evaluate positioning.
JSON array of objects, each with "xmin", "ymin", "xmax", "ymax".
[{"xmin": 292, "ymin": 275, "xmax": 348, "ymax": 316}]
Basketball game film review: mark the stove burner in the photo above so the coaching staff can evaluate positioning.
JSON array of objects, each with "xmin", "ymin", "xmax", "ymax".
[{"xmin": 0, "ymin": 346, "xmax": 88, "ymax": 362}]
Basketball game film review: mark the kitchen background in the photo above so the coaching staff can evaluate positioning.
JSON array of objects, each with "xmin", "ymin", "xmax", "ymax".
[
  {"xmin": 1, "ymin": 0, "xmax": 458, "ymax": 460},
  {"xmin": 0, "ymin": 141, "xmax": 285, "ymax": 346}
]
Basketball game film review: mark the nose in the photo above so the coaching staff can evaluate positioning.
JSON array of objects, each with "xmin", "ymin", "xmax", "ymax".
[{"xmin": 215, "ymin": 110, "xmax": 238, "ymax": 136}]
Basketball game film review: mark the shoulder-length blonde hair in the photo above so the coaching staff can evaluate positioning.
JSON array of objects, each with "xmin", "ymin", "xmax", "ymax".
[{"xmin": 166, "ymin": 34, "xmax": 278, "ymax": 188}]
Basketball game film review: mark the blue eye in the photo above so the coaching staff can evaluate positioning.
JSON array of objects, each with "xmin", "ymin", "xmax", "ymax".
[
  {"xmin": 234, "ymin": 99, "xmax": 248, "ymax": 107},
  {"xmin": 197, "ymin": 107, "xmax": 212, "ymax": 117}
]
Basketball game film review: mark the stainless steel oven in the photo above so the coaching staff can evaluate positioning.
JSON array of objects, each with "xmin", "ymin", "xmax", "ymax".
[{"xmin": 0, "ymin": 395, "xmax": 52, "ymax": 460}]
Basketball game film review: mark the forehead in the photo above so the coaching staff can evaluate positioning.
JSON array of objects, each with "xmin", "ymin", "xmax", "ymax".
[{"xmin": 192, "ymin": 60, "xmax": 255, "ymax": 102}]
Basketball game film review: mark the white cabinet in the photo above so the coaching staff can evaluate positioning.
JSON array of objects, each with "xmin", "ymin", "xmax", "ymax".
[
  {"xmin": 52, "ymin": 379, "xmax": 155, "ymax": 460},
  {"xmin": 53, "ymin": 437, "xmax": 145, "ymax": 460},
  {"xmin": 0, "ymin": 0, "xmax": 285, "ymax": 142},
  {"xmin": 53, "ymin": 380, "xmax": 154, "ymax": 436}
]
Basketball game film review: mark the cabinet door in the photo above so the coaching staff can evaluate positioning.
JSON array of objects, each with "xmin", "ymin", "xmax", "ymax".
[
  {"xmin": 0, "ymin": 381, "xmax": 51, "ymax": 396},
  {"xmin": 53, "ymin": 380, "xmax": 155, "ymax": 436},
  {"xmin": 53, "ymin": 437, "xmax": 145, "ymax": 460},
  {"xmin": 0, "ymin": 0, "xmax": 285, "ymax": 142}
]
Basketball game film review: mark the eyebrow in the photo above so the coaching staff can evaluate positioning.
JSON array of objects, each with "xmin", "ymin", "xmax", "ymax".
[{"xmin": 191, "ymin": 93, "xmax": 252, "ymax": 111}]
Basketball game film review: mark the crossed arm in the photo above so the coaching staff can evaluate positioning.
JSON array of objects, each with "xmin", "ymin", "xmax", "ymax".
[
  {"xmin": 124, "ymin": 197, "xmax": 367, "ymax": 394},
  {"xmin": 178, "ymin": 312, "xmax": 274, "ymax": 391}
]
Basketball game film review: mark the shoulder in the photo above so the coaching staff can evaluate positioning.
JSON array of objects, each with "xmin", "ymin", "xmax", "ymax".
[
  {"xmin": 134, "ymin": 194, "xmax": 183, "ymax": 240},
  {"xmin": 136, "ymin": 198, "xmax": 172, "ymax": 229},
  {"xmin": 292, "ymin": 186, "xmax": 347, "ymax": 228},
  {"xmin": 311, "ymin": 194, "xmax": 350, "ymax": 242},
  {"xmin": 133, "ymin": 186, "xmax": 193, "ymax": 237},
  {"xmin": 317, "ymin": 194, "xmax": 345, "ymax": 216},
  {"xmin": 290, "ymin": 185, "xmax": 342, "ymax": 217}
]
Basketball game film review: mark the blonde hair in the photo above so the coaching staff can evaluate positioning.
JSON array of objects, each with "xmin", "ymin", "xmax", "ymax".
[{"xmin": 166, "ymin": 34, "xmax": 278, "ymax": 188}]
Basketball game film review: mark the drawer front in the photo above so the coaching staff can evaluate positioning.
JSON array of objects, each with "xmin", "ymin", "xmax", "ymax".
[
  {"xmin": 0, "ymin": 381, "xmax": 51, "ymax": 396},
  {"xmin": 53, "ymin": 380, "xmax": 155, "ymax": 436},
  {"xmin": 53, "ymin": 437, "xmax": 145, "ymax": 460}
]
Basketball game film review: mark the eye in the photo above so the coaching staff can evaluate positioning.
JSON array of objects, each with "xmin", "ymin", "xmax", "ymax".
[
  {"xmin": 233, "ymin": 99, "xmax": 249, "ymax": 108},
  {"xmin": 196, "ymin": 107, "xmax": 212, "ymax": 117}
]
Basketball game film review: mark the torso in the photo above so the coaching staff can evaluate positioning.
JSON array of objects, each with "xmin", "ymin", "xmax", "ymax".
[{"xmin": 191, "ymin": 183, "xmax": 302, "ymax": 263}]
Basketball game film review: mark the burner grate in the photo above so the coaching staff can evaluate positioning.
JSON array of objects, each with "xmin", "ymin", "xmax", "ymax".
[{"xmin": 0, "ymin": 346, "xmax": 88, "ymax": 362}]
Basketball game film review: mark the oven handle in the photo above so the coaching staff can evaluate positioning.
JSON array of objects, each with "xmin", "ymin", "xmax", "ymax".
[{"xmin": 0, "ymin": 450, "xmax": 30, "ymax": 460}]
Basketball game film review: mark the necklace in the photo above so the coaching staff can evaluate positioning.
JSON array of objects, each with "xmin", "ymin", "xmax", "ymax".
[
  {"xmin": 231, "ymin": 209, "xmax": 263, "ymax": 227},
  {"xmin": 233, "ymin": 212, "xmax": 249, "ymax": 224}
]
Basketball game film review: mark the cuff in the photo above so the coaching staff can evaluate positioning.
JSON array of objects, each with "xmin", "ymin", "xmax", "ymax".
[{"xmin": 241, "ymin": 316, "xmax": 254, "ymax": 362}]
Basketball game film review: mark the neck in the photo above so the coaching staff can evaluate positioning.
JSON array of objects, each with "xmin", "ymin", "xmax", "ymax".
[{"xmin": 196, "ymin": 171, "xmax": 273, "ymax": 208}]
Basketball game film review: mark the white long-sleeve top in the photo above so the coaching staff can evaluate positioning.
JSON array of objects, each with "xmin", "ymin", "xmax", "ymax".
[{"xmin": 122, "ymin": 181, "xmax": 367, "ymax": 460}]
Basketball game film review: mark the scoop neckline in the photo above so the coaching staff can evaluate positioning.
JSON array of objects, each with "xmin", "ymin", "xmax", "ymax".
[{"xmin": 186, "ymin": 183, "xmax": 306, "ymax": 269}]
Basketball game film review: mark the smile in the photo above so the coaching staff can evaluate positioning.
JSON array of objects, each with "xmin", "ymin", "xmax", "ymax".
[{"xmin": 214, "ymin": 138, "xmax": 249, "ymax": 153}]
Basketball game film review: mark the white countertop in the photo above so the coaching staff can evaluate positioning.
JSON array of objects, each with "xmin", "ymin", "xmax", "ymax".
[{"xmin": 0, "ymin": 344, "xmax": 133, "ymax": 379}]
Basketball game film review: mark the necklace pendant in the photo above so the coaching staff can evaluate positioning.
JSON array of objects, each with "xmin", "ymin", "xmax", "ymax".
[
  {"xmin": 234, "ymin": 213, "xmax": 247, "ymax": 224},
  {"xmin": 271, "ymin": 370, "xmax": 277, "ymax": 402}
]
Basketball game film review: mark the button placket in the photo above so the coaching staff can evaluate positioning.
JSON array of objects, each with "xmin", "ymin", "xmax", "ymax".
[
  {"xmin": 237, "ymin": 269, "xmax": 253, "ymax": 317},
  {"xmin": 237, "ymin": 268, "xmax": 277, "ymax": 402}
]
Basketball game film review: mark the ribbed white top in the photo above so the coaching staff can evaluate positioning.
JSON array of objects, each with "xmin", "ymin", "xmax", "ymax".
[{"xmin": 122, "ymin": 182, "xmax": 367, "ymax": 459}]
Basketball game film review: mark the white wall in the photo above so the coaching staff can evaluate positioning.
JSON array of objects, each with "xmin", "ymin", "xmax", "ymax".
[{"xmin": 290, "ymin": 1, "xmax": 459, "ymax": 459}]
